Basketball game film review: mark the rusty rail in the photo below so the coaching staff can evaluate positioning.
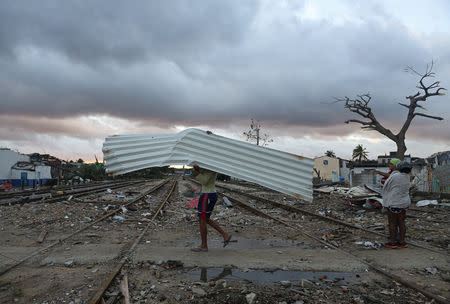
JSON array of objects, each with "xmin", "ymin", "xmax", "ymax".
[
  {"xmin": 217, "ymin": 184, "xmax": 447, "ymax": 255},
  {"xmin": 88, "ymin": 180, "xmax": 178, "ymax": 304},
  {"xmin": 0, "ymin": 179, "xmax": 171, "ymax": 277},
  {"xmin": 0, "ymin": 180, "xmax": 129, "ymax": 200},
  {"xmin": 0, "ymin": 180, "xmax": 146, "ymax": 206},
  {"xmin": 224, "ymin": 194, "xmax": 448, "ymax": 304}
]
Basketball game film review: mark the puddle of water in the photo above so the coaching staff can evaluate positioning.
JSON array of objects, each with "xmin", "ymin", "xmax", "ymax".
[
  {"xmin": 179, "ymin": 237, "xmax": 311, "ymax": 249},
  {"xmin": 187, "ymin": 268, "xmax": 358, "ymax": 285}
]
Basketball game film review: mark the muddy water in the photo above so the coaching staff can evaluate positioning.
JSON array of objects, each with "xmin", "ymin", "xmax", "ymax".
[{"xmin": 187, "ymin": 267, "xmax": 358, "ymax": 285}]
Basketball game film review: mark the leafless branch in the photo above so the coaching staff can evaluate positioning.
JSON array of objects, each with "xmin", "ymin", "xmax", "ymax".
[
  {"xmin": 414, "ymin": 113, "xmax": 444, "ymax": 120},
  {"xmin": 405, "ymin": 60, "xmax": 447, "ymax": 102},
  {"xmin": 336, "ymin": 93, "xmax": 396, "ymax": 140},
  {"xmin": 345, "ymin": 119, "xmax": 371, "ymax": 125}
]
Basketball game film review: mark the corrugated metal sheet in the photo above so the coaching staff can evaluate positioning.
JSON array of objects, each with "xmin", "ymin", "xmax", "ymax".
[{"xmin": 102, "ymin": 128, "xmax": 313, "ymax": 201}]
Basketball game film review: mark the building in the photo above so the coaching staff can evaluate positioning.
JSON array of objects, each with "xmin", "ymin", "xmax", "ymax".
[
  {"xmin": 377, "ymin": 151, "xmax": 411, "ymax": 165},
  {"xmin": 313, "ymin": 156, "xmax": 349, "ymax": 182},
  {"xmin": 0, "ymin": 148, "xmax": 53, "ymax": 187},
  {"xmin": 348, "ymin": 160, "xmax": 385, "ymax": 187}
]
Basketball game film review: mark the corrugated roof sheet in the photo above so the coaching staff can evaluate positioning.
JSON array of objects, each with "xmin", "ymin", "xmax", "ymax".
[{"xmin": 102, "ymin": 128, "xmax": 313, "ymax": 201}]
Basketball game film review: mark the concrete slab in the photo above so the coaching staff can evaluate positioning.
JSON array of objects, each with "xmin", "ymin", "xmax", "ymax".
[
  {"xmin": 133, "ymin": 246, "xmax": 365, "ymax": 271},
  {"xmin": 133, "ymin": 245, "xmax": 450, "ymax": 272},
  {"xmin": 0, "ymin": 246, "xmax": 40, "ymax": 268},
  {"xmin": 38, "ymin": 244, "xmax": 123, "ymax": 266},
  {"xmin": 2, "ymin": 243, "xmax": 447, "ymax": 273}
]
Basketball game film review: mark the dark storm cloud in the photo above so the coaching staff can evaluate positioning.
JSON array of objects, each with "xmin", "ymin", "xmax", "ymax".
[
  {"xmin": 0, "ymin": 0, "xmax": 448, "ymax": 142},
  {"xmin": 0, "ymin": 1, "xmax": 256, "ymax": 63}
]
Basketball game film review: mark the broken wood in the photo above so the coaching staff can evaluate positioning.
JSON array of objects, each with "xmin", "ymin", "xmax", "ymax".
[
  {"xmin": 119, "ymin": 275, "xmax": 130, "ymax": 304},
  {"xmin": 37, "ymin": 230, "xmax": 48, "ymax": 243}
]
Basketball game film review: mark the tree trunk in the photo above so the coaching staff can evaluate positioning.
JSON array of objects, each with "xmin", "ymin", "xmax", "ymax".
[
  {"xmin": 396, "ymin": 139, "xmax": 407, "ymax": 160},
  {"xmin": 256, "ymin": 129, "xmax": 260, "ymax": 146}
]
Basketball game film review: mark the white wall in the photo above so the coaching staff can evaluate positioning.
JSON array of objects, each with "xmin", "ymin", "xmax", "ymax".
[
  {"xmin": 350, "ymin": 166, "xmax": 390, "ymax": 187},
  {"xmin": 1, "ymin": 150, "xmax": 51, "ymax": 180},
  {"xmin": 0, "ymin": 149, "xmax": 29, "ymax": 178},
  {"xmin": 35, "ymin": 165, "xmax": 52, "ymax": 179}
]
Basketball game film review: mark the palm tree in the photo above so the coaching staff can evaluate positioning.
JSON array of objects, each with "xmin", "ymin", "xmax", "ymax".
[
  {"xmin": 325, "ymin": 150, "xmax": 336, "ymax": 158},
  {"xmin": 352, "ymin": 144, "xmax": 369, "ymax": 163}
]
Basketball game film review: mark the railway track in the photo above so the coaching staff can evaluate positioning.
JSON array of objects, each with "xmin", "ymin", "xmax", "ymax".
[
  {"xmin": 0, "ymin": 180, "xmax": 146, "ymax": 206},
  {"xmin": 87, "ymin": 179, "xmax": 178, "ymax": 304},
  {"xmin": 1, "ymin": 177, "xmax": 448, "ymax": 303},
  {"xmin": 216, "ymin": 183, "xmax": 448, "ymax": 254},
  {"xmin": 0, "ymin": 180, "xmax": 118, "ymax": 200},
  {"xmin": 0, "ymin": 179, "xmax": 172, "ymax": 276},
  {"xmin": 205, "ymin": 181, "xmax": 449, "ymax": 304}
]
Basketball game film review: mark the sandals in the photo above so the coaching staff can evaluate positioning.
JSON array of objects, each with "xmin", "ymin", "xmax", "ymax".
[
  {"xmin": 190, "ymin": 247, "xmax": 208, "ymax": 252},
  {"xmin": 383, "ymin": 242, "xmax": 398, "ymax": 249},
  {"xmin": 223, "ymin": 235, "xmax": 232, "ymax": 248}
]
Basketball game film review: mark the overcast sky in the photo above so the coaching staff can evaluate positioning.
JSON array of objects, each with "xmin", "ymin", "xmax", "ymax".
[{"xmin": 0, "ymin": 0, "xmax": 449, "ymax": 162}]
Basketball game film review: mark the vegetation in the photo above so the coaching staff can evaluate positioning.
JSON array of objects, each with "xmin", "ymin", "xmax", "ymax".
[
  {"xmin": 325, "ymin": 150, "xmax": 336, "ymax": 157},
  {"xmin": 352, "ymin": 144, "xmax": 369, "ymax": 163},
  {"xmin": 78, "ymin": 162, "xmax": 106, "ymax": 180},
  {"xmin": 120, "ymin": 167, "xmax": 171, "ymax": 179}
]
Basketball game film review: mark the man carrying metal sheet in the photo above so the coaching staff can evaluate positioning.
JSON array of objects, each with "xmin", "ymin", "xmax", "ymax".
[{"xmin": 191, "ymin": 163, "xmax": 232, "ymax": 252}]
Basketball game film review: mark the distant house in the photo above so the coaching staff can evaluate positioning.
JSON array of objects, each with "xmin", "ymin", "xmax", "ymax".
[
  {"xmin": 377, "ymin": 151, "xmax": 411, "ymax": 165},
  {"xmin": 313, "ymin": 156, "xmax": 349, "ymax": 182},
  {"xmin": 0, "ymin": 148, "xmax": 54, "ymax": 187}
]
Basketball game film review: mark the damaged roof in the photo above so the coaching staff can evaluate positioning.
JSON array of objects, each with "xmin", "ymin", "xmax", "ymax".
[{"xmin": 102, "ymin": 128, "xmax": 313, "ymax": 201}]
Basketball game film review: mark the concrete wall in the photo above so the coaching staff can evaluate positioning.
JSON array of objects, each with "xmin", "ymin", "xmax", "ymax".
[
  {"xmin": 339, "ymin": 160, "xmax": 350, "ymax": 183},
  {"xmin": 313, "ymin": 156, "xmax": 340, "ymax": 181},
  {"xmin": 350, "ymin": 167, "xmax": 389, "ymax": 187}
]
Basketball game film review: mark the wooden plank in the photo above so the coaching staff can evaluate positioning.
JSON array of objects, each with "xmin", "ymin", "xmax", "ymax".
[
  {"xmin": 36, "ymin": 230, "xmax": 48, "ymax": 243},
  {"xmin": 119, "ymin": 275, "xmax": 130, "ymax": 304}
]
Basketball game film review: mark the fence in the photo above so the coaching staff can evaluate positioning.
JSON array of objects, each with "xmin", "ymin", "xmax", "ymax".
[{"xmin": 412, "ymin": 164, "xmax": 450, "ymax": 193}]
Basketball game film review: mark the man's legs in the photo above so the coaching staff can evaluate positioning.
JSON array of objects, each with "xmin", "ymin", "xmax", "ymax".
[
  {"xmin": 387, "ymin": 209, "xmax": 398, "ymax": 243},
  {"xmin": 398, "ymin": 210, "xmax": 407, "ymax": 243},
  {"xmin": 194, "ymin": 193, "xmax": 230, "ymax": 250},
  {"xmin": 199, "ymin": 218, "xmax": 208, "ymax": 249},
  {"xmin": 206, "ymin": 218, "xmax": 230, "ymax": 242}
]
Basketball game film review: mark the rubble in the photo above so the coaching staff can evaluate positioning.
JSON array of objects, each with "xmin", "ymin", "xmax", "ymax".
[{"xmin": 0, "ymin": 178, "xmax": 449, "ymax": 304}]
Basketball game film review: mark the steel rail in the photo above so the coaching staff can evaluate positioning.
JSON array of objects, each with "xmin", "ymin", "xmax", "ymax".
[
  {"xmin": 0, "ymin": 179, "xmax": 171, "ymax": 277},
  {"xmin": 0, "ymin": 180, "xmax": 122, "ymax": 199},
  {"xmin": 87, "ymin": 180, "xmax": 178, "ymax": 304},
  {"xmin": 0, "ymin": 180, "xmax": 145, "ymax": 206},
  {"xmin": 217, "ymin": 184, "xmax": 448, "ymax": 255},
  {"xmin": 224, "ymin": 194, "xmax": 448, "ymax": 304}
]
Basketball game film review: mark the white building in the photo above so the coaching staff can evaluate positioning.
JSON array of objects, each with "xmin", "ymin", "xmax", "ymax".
[{"xmin": 0, "ymin": 148, "xmax": 52, "ymax": 187}]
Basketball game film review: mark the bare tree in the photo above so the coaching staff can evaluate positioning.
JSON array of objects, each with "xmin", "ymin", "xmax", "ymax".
[
  {"xmin": 243, "ymin": 119, "xmax": 273, "ymax": 146},
  {"xmin": 335, "ymin": 61, "xmax": 446, "ymax": 160}
]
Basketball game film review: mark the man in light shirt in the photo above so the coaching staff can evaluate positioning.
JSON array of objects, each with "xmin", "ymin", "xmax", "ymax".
[{"xmin": 191, "ymin": 163, "xmax": 232, "ymax": 252}]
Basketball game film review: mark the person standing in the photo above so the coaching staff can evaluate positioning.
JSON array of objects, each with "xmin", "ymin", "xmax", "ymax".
[
  {"xmin": 382, "ymin": 161, "xmax": 412, "ymax": 248},
  {"xmin": 373, "ymin": 158, "xmax": 400, "ymax": 185},
  {"xmin": 191, "ymin": 163, "xmax": 232, "ymax": 252}
]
